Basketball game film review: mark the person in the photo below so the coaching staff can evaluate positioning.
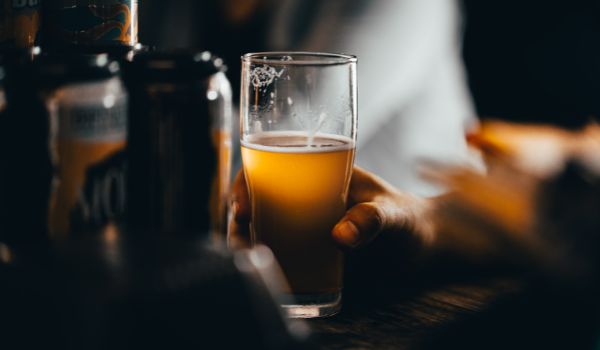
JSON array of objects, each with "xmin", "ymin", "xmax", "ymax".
[
  {"xmin": 229, "ymin": 122, "xmax": 600, "ymax": 271},
  {"xmin": 227, "ymin": 0, "xmax": 600, "ymax": 257},
  {"xmin": 142, "ymin": 0, "xmax": 478, "ymax": 196},
  {"xmin": 200, "ymin": 0, "xmax": 476, "ymax": 256},
  {"xmin": 262, "ymin": 0, "xmax": 478, "ymax": 196}
]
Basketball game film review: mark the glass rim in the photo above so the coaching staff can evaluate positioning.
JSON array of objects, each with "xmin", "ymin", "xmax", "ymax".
[{"xmin": 241, "ymin": 51, "xmax": 357, "ymax": 66}]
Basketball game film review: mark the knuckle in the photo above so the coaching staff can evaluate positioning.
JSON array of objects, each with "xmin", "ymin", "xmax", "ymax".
[{"xmin": 352, "ymin": 202, "xmax": 386, "ymax": 230}]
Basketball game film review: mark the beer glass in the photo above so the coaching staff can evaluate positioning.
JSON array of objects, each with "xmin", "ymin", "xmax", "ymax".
[{"xmin": 240, "ymin": 52, "xmax": 357, "ymax": 318}]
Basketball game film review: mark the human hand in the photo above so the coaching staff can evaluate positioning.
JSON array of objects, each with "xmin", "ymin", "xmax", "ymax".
[{"xmin": 228, "ymin": 166, "xmax": 436, "ymax": 252}]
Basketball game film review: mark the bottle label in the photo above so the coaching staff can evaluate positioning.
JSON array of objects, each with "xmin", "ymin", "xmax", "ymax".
[
  {"xmin": 59, "ymin": 99, "xmax": 127, "ymax": 141},
  {"xmin": 60, "ymin": 0, "xmax": 138, "ymax": 46}
]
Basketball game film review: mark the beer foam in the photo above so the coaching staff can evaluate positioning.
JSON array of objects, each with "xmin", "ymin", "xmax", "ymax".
[{"xmin": 242, "ymin": 131, "xmax": 355, "ymax": 153}]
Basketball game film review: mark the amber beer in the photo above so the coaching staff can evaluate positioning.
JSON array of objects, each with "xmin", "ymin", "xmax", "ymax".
[{"xmin": 242, "ymin": 132, "xmax": 354, "ymax": 294}]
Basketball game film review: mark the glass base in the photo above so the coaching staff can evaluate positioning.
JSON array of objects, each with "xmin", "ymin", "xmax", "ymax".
[{"xmin": 281, "ymin": 291, "xmax": 341, "ymax": 318}]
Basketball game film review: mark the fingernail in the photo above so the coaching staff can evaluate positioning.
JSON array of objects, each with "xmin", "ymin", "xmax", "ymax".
[{"xmin": 334, "ymin": 220, "xmax": 360, "ymax": 247}]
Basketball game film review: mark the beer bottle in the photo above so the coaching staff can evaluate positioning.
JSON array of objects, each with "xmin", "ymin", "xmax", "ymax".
[
  {"xmin": 125, "ymin": 51, "xmax": 232, "ymax": 240},
  {"xmin": 41, "ymin": 54, "xmax": 128, "ymax": 238},
  {"xmin": 0, "ymin": 53, "xmax": 128, "ymax": 243},
  {"xmin": 0, "ymin": 49, "xmax": 51, "ymax": 246}
]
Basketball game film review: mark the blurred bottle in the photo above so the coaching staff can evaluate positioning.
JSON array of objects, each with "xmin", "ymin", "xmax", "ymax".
[
  {"xmin": 42, "ymin": 54, "xmax": 128, "ymax": 238},
  {"xmin": 41, "ymin": 0, "xmax": 138, "ymax": 51},
  {"xmin": 0, "ymin": 53, "xmax": 128, "ymax": 243},
  {"xmin": 0, "ymin": 0, "xmax": 41, "ymax": 50},
  {"xmin": 0, "ymin": 48, "xmax": 51, "ymax": 246},
  {"xmin": 124, "ymin": 51, "xmax": 232, "ymax": 240}
]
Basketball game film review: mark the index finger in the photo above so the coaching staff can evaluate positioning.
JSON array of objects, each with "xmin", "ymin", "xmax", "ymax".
[
  {"xmin": 349, "ymin": 166, "xmax": 398, "ymax": 205},
  {"xmin": 231, "ymin": 170, "xmax": 250, "ymax": 223},
  {"xmin": 228, "ymin": 170, "xmax": 252, "ymax": 249}
]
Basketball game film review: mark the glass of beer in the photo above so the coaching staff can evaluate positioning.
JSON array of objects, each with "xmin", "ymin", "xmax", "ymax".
[{"xmin": 240, "ymin": 52, "xmax": 357, "ymax": 318}]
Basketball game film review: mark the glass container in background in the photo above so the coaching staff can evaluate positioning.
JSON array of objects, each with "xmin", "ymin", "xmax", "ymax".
[
  {"xmin": 0, "ymin": 53, "xmax": 128, "ymax": 243},
  {"xmin": 125, "ymin": 51, "xmax": 232, "ymax": 240},
  {"xmin": 240, "ymin": 52, "xmax": 357, "ymax": 318},
  {"xmin": 0, "ymin": 48, "xmax": 49, "ymax": 246},
  {"xmin": 44, "ymin": 54, "xmax": 128, "ymax": 238}
]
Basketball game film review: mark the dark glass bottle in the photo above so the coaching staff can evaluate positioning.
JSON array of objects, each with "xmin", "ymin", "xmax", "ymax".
[{"xmin": 124, "ymin": 51, "xmax": 232, "ymax": 240}]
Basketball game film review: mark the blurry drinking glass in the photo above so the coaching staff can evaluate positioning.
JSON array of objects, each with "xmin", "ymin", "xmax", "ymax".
[{"xmin": 240, "ymin": 52, "xmax": 357, "ymax": 318}]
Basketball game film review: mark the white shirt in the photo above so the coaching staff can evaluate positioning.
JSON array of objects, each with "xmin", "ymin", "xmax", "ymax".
[{"xmin": 268, "ymin": 0, "xmax": 478, "ymax": 196}]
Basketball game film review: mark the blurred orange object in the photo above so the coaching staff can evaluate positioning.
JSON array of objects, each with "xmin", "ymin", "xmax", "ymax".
[
  {"xmin": 429, "ymin": 119, "xmax": 600, "ymax": 268},
  {"xmin": 467, "ymin": 119, "xmax": 600, "ymax": 177}
]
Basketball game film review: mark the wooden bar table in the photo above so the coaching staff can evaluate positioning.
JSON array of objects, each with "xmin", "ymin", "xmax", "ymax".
[
  {"xmin": 309, "ymin": 277, "xmax": 520, "ymax": 349},
  {"xmin": 305, "ymin": 246, "xmax": 600, "ymax": 350}
]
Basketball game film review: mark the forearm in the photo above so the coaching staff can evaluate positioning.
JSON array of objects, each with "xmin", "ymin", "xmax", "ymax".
[{"xmin": 409, "ymin": 193, "xmax": 519, "ymax": 266}]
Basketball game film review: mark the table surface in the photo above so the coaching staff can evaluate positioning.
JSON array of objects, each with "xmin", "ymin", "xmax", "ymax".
[{"xmin": 308, "ymin": 278, "xmax": 521, "ymax": 350}]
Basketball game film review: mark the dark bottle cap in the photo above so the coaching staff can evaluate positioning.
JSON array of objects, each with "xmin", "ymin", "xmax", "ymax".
[
  {"xmin": 127, "ymin": 50, "xmax": 226, "ymax": 82},
  {"xmin": 0, "ymin": 46, "xmax": 41, "ymax": 66},
  {"xmin": 48, "ymin": 43, "xmax": 154, "ymax": 62},
  {"xmin": 34, "ymin": 53, "xmax": 121, "ymax": 87}
]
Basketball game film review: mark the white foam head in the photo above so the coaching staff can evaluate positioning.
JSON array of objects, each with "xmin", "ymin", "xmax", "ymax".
[{"xmin": 242, "ymin": 131, "xmax": 355, "ymax": 153}]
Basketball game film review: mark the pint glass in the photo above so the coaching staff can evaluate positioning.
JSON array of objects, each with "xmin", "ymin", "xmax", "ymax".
[{"xmin": 240, "ymin": 52, "xmax": 357, "ymax": 318}]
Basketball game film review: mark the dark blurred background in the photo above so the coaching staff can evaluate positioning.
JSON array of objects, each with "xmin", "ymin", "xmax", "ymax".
[{"xmin": 463, "ymin": 0, "xmax": 600, "ymax": 129}]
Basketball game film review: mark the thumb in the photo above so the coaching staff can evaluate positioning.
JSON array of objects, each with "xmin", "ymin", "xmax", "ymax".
[
  {"xmin": 332, "ymin": 202, "xmax": 404, "ymax": 249},
  {"xmin": 228, "ymin": 170, "xmax": 252, "ymax": 249}
]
